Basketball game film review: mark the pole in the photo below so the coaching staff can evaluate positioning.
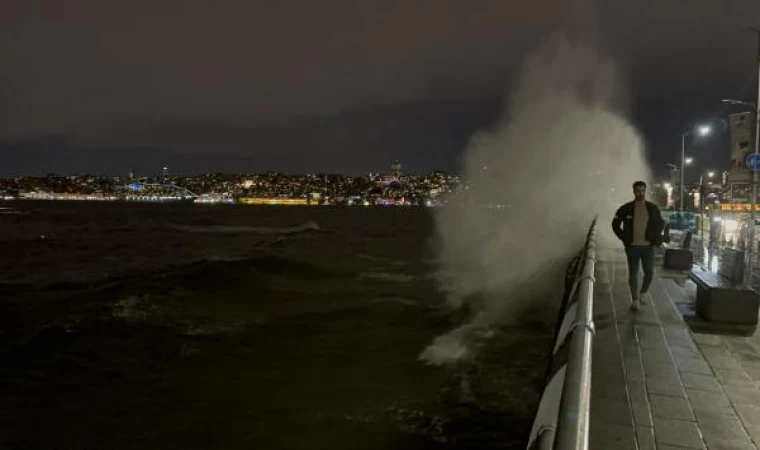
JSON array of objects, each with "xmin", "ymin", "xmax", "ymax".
[
  {"xmin": 680, "ymin": 133, "xmax": 686, "ymax": 214},
  {"xmin": 699, "ymin": 175, "xmax": 704, "ymax": 239}
]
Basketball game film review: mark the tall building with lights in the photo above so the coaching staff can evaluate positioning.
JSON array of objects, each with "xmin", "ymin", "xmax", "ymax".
[{"xmin": 391, "ymin": 160, "xmax": 401, "ymax": 177}]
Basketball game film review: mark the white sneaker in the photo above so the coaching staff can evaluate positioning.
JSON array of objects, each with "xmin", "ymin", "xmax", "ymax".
[
  {"xmin": 631, "ymin": 299, "xmax": 641, "ymax": 311},
  {"xmin": 640, "ymin": 292, "xmax": 648, "ymax": 304}
]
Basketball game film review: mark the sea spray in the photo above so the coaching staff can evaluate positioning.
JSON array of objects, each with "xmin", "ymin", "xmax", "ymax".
[{"xmin": 421, "ymin": 35, "xmax": 651, "ymax": 365}]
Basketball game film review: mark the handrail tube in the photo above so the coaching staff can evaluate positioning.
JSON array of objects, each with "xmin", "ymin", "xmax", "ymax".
[
  {"xmin": 554, "ymin": 222, "xmax": 596, "ymax": 450},
  {"xmin": 526, "ymin": 219, "xmax": 597, "ymax": 450}
]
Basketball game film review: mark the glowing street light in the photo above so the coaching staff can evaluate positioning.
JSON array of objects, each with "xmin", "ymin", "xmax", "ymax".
[
  {"xmin": 685, "ymin": 157, "xmax": 694, "ymax": 165},
  {"xmin": 679, "ymin": 124, "xmax": 712, "ymax": 213}
]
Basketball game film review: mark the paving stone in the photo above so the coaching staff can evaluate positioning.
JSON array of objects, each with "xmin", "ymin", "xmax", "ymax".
[
  {"xmin": 638, "ymin": 339, "xmax": 669, "ymax": 351},
  {"xmin": 619, "ymin": 339, "xmax": 640, "ymax": 355},
  {"xmin": 641, "ymin": 349, "xmax": 676, "ymax": 366},
  {"xmin": 644, "ymin": 362, "xmax": 681, "ymax": 378},
  {"xmin": 589, "ymin": 421, "xmax": 637, "ymax": 450},
  {"xmin": 736, "ymin": 352, "xmax": 760, "ymax": 366},
  {"xmin": 724, "ymin": 385, "xmax": 760, "ymax": 406},
  {"xmin": 656, "ymin": 446, "xmax": 704, "ymax": 450},
  {"xmin": 624, "ymin": 362, "xmax": 645, "ymax": 381},
  {"xmin": 743, "ymin": 424, "xmax": 760, "ymax": 446},
  {"xmin": 591, "ymin": 256, "xmax": 760, "ymax": 449},
  {"xmin": 635, "ymin": 425, "xmax": 655, "ymax": 450},
  {"xmin": 593, "ymin": 398, "xmax": 634, "ymax": 426},
  {"xmin": 693, "ymin": 334, "xmax": 725, "ymax": 346},
  {"xmin": 593, "ymin": 361, "xmax": 626, "ymax": 380},
  {"xmin": 725, "ymin": 341, "xmax": 757, "ymax": 354},
  {"xmin": 654, "ymin": 417, "xmax": 705, "ymax": 449},
  {"xmin": 627, "ymin": 378, "xmax": 649, "ymax": 403},
  {"xmin": 665, "ymin": 328, "xmax": 692, "ymax": 341},
  {"xmin": 594, "ymin": 342, "xmax": 620, "ymax": 355},
  {"xmin": 649, "ymin": 393, "xmax": 695, "ymax": 420},
  {"xmin": 621, "ymin": 345, "xmax": 641, "ymax": 358},
  {"xmin": 671, "ymin": 344, "xmax": 703, "ymax": 359},
  {"xmin": 646, "ymin": 375, "xmax": 686, "ymax": 397},
  {"xmin": 741, "ymin": 361, "xmax": 760, "ymax": 373},
  {"xmin": 631, "ymin": 400, "xmax": 653, "ymax": 427},
  {"xmin": 715, "ymin": 369, "xmax": 756, "ymax": 387},
  {"xmin": 744, "ymin": 366, "xmax": 760, "ymax": 382},
  {"xmin": 667, "ymin": 337, "xmax": 698, "ymax": 349},
  {"xmin": 623, "ymin": 354, "xmax": 642, "ymax": 366},
  {"xmin": 681, "ymin": 373, "xmax": 723, "ymax": 392},
  {"xmin": 698, "ymin": 342, "xmax": 730, "ymax": 353},
  {"xmin": 734, "ymin": 404, "xmax": 760, "ymax": 427},
  {"xmin": 694, "ymin": 410, "xmax": 753, "ymax": 448},
  {"xmin": 704, "ymin": 441, "xmax": 758, "ymax": 449},
  {"xmin": 678, "ymin": 358, "xmax": 715, "ymax": 375},
  {"xmin": 592, "ymin": 379, "xmax": 629, "ymax": 402},
  {"xmin": 704, "ymin": 353, "xmax": 745, "ymax": 371},
  {"xmin": 687, "ymin": 389, "xmax": 734, "ymax": 413}
]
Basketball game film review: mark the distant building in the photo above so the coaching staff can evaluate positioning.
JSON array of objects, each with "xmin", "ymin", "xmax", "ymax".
[{"xmin": 391, "ymin": 160, "xmax": 401, "ymax": 176}]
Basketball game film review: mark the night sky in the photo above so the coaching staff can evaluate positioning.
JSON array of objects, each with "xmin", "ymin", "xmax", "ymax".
[{"xmin": 2, "ymin": 0, "xmax": 759, "ymax": 179}]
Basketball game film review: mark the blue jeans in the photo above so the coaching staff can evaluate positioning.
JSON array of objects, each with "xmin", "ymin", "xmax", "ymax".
[{"xmin": 625, "ymin": 245, "xmax": 654, "ymax": 299}]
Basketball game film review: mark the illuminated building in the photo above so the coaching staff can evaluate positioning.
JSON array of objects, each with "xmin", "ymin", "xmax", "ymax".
[
  {"xmin": 391, "ymin": 160, "xmax": 401, "ymax": 176},
  {"xmin": 238, "ymin": 197, "xmax": 317, "ymax": 206}
]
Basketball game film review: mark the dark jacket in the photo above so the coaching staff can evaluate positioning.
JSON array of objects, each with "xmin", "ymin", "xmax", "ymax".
[{"xmin": 612, "ymin": 201, "xmax": 664, "ymax": 247}]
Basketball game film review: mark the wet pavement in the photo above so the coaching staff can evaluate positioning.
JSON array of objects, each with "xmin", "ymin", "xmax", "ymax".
[{"xmin": 590, "ymin": 246, "xmax": 760, "ymax": 449}]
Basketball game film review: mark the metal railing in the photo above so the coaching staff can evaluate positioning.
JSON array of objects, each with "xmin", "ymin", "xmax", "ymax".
[{"xmin": 527, "ymin": 219, "xmax": 597, "ymax": 450}]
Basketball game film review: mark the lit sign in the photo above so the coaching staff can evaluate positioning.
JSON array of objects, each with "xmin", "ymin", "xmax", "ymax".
[{"xmin": 719, "ymin": 203, "xmax": 760, "ymax": 211}]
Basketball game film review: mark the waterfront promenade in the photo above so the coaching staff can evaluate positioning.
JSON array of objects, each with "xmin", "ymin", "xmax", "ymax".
[{"xmin": 589, "ymin": 245, "xmax": 760, "ymax": 449}]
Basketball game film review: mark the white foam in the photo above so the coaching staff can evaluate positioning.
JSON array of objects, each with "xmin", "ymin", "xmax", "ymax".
[{"xmin": 422, "ymin": 34, "xmax": 651, "ymax": 365}]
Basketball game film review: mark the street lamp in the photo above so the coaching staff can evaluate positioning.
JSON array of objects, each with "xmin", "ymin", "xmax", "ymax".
[{"xmin": 680, "ymin": 126, "xmax": 711, "ymax": 213}]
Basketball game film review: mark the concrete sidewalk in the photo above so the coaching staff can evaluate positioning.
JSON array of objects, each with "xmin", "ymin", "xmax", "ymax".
[{"xmin": 589, "ymin": 246, "xmax": 760, "ymax": 450}]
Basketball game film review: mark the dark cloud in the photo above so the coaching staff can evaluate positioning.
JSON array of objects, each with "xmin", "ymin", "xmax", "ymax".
[{"xmin": 1, "ymin": 0, "xmax": 759, "ymax": 174}]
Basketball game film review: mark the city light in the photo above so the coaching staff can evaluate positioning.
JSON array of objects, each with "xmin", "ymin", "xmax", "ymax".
[
  {"xmin": 723, "ymin": 219, "xmax": 739, "ymax": 232},
  {"xmin": 0, "ymin": 163, "xmax": 461, "ymax": 207},
  {"xmin": 698, "ymin": 125, "xmax": 711, "ymax": 136},
  {"xmin": 685, "ymin": 157, "xmax": 694, "ymax": 165}
]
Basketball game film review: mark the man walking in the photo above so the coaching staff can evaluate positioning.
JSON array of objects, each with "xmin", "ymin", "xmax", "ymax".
[{"xmin": 612, "ymin": 181, "xmax": 665, "ymax": 310}]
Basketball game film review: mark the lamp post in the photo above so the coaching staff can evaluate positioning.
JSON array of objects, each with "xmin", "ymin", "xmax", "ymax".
[{"xmin": 680, "ymin": 127, "xmax": 710, "ymax": 214}]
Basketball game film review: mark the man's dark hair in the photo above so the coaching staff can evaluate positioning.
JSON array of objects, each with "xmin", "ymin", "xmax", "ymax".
[{"xmin": 632, "ymin": 181, "xmax": 647, "ymax": 190}]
